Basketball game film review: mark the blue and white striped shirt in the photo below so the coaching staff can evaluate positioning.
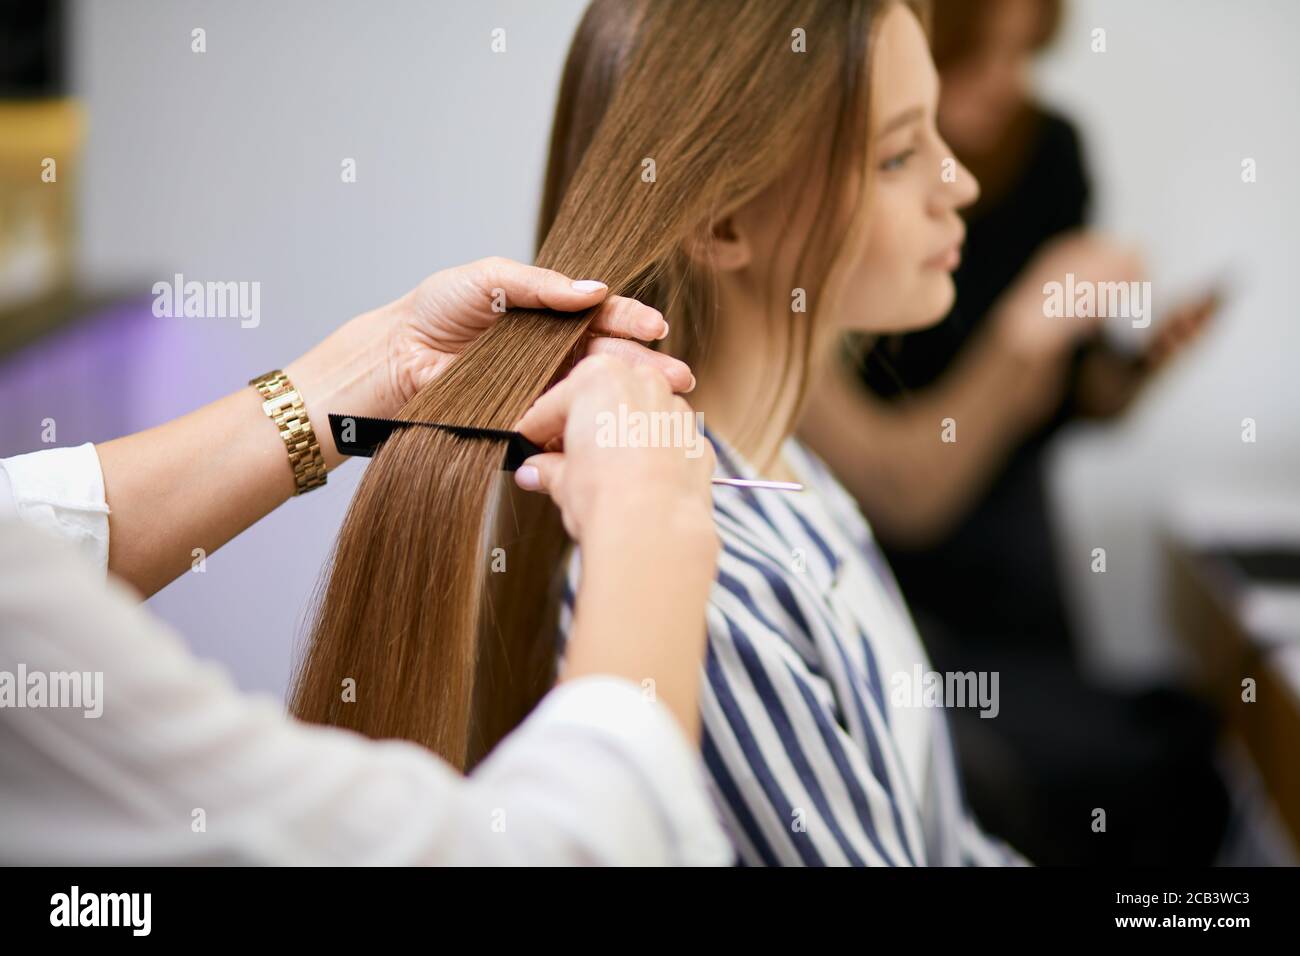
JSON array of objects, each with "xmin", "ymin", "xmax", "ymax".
[{"xmin": 559, "ymin": 429, "xmax": 1024, "ymax": 866}]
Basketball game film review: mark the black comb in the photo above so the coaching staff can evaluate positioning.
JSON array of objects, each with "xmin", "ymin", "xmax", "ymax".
[
  {"xmin": 327, "ymin": 413, "xmax": 804, "ymax": 492},
  {"xmin": 327, "ymin": 413, "xmax": 543, "ymax": 471}
]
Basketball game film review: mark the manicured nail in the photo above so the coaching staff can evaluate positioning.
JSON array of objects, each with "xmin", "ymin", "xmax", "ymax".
[
  {"xmin": 656, "ymin": 318, "xmax": 670, "ymax": 340},
  {"xmin": 515, "ymin": 464, "xmax": 541, "ymax": 490},
  {"xmin": 686, "ymin": 371, "xmax": 697, "ymax": 393},
  {"xmin": 641, "ymin": 316, "xmax": 669, "ymax": 340},
  {"xmin": 571, "ymin": 279, "xmax": 607, "ymax": 293}
]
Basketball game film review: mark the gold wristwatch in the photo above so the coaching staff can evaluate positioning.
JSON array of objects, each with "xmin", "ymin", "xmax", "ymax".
[{"xmin": 249, "ymin": 369, "xmax": 327, "ymax": 495}]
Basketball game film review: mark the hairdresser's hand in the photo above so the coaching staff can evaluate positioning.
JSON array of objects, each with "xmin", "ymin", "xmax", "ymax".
[
  {"xmin": 511, "ymin": 355, "xmax": 717, "ymax": 545},
  {"xmin": 286, "ymin": 257, "xmax": 694, "ymax": 468},
  {"xmin": 90, "ymin": 258, "xmax": 694, "ymax": 599},
  {"xmin": 512, "ymin": 354, "xmax": 718, "ymax": 744},
  {"xmin": 389, "ymin": 257, "xmax": 695, "ymax": 397}
]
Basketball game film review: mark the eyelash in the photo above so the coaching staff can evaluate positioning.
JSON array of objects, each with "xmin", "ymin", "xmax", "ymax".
[{"xmin": 879, "ymin": 148, "xmax": 916, "ymax": 172}]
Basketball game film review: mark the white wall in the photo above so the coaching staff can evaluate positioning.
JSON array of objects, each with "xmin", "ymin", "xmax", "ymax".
[{"xmin": 69, "ymin": 0, "xmax": 1299, "ymax": 696}]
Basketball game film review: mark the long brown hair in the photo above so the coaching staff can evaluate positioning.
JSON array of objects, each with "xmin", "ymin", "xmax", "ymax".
[{"xmin": 290, "ymin": 0, "xmax": 903, "ymax": 770}]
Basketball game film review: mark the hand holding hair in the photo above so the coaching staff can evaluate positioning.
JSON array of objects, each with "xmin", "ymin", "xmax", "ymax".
[
  {"xmin": 287, "ymin": 256, "xmax": 695, "ymax": 471},
  {"xmin": 93, "ymin": 257, "xmax": 693, "ymax": 598},
  {"xmin": 512, "ymin": 353, "xmax": 717, "ymax": 543},
  {"xmin": 512, "ymin": 354, "xmax": 719, "ymax": 742}
]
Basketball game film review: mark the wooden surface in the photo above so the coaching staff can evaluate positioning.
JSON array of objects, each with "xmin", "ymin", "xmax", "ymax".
[{"xmin": 1167, "ymin": 540, "xmax": 1300, "ymax": 852}]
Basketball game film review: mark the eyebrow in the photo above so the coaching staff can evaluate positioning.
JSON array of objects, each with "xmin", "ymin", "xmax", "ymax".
[{"xmin": 875, "ymin": 106, "xmax": 924, "ymax": 139}]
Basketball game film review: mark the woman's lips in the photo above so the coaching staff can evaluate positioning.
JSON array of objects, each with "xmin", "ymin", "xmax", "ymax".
[{"xmin": 925, "ymin": 241, "xmax": 962, "ymax": 272}]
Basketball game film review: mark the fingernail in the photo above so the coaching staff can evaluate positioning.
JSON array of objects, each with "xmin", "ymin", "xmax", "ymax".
[
  {"xmin": 657, "ymin": 318, "xmax": 670, "ymax": 340},
  {"xmin": 686, "ymin": 371, "xmax": 697, "ymax": 392},
  {"xmin": 642, "ymin": 316, "xmax": 669, "ymax": 340},
  {"xmin": 571, "ymin": 279, "xmax": 607, "ymax": 294},
  {"xmin": 515, "ymin": 464, "xmax": 541, "ymax": 490}
]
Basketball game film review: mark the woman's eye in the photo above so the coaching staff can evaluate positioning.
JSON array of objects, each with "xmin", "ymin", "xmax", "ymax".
[{"xmin": 879, "ymin": 148, "xmax": 916, "ymax": 172}]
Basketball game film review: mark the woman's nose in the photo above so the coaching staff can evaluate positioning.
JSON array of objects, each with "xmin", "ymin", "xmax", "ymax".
[
  {"xmin": 949, "ymin": 146, "xmax": 980, "ymax": 205},
  {"xmin": 956, "ymin": 160, "xmax": 980, "ymax": 208},
  {"xmin": 933, "ymin": 154, "xmax": 980, "ymax": 214}
]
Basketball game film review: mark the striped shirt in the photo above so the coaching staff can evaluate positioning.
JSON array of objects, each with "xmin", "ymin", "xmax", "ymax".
[{"xmin": 560, "ymin": 428, "xmax": 1025, "ymax": 866}]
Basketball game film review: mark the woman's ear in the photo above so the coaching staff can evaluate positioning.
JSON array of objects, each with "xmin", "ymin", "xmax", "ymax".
[{"xmin": 682, "ymin": 215, "xmax": 752, "ymax": 273}]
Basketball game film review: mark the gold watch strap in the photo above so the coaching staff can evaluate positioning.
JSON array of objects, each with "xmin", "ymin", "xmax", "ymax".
[{"xmin": 249, "ymin": 369, "xmax": 327, "ymax": 495}]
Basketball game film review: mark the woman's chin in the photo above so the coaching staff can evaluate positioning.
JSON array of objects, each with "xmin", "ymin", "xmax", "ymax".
[
  {"xmin": 897, "ymin": 277, "xmax": 957, "ymax": 331},
  {"xmin": 839, "ymin": 276, "xmax": 957, "ymax": 334}
]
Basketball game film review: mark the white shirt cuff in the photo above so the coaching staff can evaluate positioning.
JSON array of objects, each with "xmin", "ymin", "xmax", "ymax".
[{"xmin": 0, "ymin": 443, "xmax": 110, "ymax": 574}]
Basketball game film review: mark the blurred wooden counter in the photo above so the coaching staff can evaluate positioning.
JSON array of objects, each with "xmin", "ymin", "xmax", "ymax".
[{"xmin": 1167, "ymin": 537, "xmax": 1300, "ymax": 853}]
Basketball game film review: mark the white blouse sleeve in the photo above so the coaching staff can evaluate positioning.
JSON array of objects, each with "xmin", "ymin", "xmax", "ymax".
[
  {"xmin": 0, "ymin": 442, "xmax": 110, "ymax": 575},
  {"xmin": 0, "ymin": 520, "xmax": 733, "ymax": 866}
]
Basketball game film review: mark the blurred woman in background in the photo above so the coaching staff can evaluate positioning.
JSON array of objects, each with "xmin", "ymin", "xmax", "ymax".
[{"xmin": 800, "ymin": 0, "xmax": 1228, "ymax": 864}]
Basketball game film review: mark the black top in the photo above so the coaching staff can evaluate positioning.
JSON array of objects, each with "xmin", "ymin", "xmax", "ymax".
[{"xmin": 859, "ymin": 110, "xmax": 1090, "ymax": 653}]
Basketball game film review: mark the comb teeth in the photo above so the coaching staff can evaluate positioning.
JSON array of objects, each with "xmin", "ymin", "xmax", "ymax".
[{"xmin": 326, "ymin": 414, "xmax": 542, "ymax": 472}]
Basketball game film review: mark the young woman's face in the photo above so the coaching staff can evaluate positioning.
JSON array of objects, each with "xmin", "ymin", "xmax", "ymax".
[
  {"xmin": 713, "ymin": 4, "xmax": 978, "ymax": 340},
  {"xmin": 832, "ymin": 2, "xmax": 980, "ymax": 333}
]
